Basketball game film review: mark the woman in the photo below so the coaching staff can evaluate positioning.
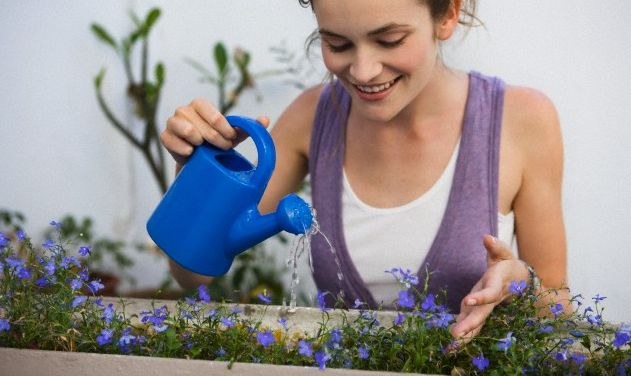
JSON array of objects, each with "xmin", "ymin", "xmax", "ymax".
[{"xmin": 161, "ymin": 0, "xmax": 569, "ymax": 339}]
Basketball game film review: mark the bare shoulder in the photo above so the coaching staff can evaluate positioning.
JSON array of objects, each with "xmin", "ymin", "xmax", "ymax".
[
  {"xmin": 503, "ymin": 85, "xmax": 563, "ymax": 164},
  {"xmin": 503, "ymin": 85, "xmax": 561, "ymax": 144},
  {"xmin": 271, "ymin": 84, "xmax": 324, "ymax": 157}
]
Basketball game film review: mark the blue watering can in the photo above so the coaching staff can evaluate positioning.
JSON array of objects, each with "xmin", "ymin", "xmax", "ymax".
[{"xmin": 146, "ymin": 115, "xmax": 313, "ymax": 276}]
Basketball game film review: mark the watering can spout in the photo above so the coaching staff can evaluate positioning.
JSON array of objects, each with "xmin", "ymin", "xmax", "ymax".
[{"xmin": 228, "ymin": 194, "xmax": 313, "ymax": 256}]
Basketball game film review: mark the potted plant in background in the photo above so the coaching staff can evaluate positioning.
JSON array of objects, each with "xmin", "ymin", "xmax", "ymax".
[{"xmin": 89, "ymin": 7, "xmax": 320, "ymax": 304}]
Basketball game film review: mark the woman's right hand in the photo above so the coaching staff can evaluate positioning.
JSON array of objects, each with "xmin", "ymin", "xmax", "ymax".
[{"xmin": 161, "ymin": 98, "xmax": 269, "ymax": 167}]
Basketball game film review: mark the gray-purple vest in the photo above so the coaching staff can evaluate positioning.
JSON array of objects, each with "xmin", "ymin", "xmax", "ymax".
[{"xmin": 308, "ymin": 71, "xmax": 505, "ymax": 313}]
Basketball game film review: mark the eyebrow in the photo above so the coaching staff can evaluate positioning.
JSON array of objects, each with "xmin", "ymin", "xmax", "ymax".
[{"xmin": 319, "ymin": 23, "xmax": 411, "ymax": 39}]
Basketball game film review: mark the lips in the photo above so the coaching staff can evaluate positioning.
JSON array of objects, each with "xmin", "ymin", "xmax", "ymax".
[
  {"xmin": 351, "ymin": 76, "xmax": 401, "ymax": 101},
  {"xmin": 354, "ymin": 77, "xmax": 400, "ymax": 93}
]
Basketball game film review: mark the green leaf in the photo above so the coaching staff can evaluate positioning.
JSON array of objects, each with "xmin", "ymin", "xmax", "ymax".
[
  {"xmin": 90, "ymin": 23, "xmax": 117, "ymax": 50},
  {"xmin": 214, "ymin": 42, "xmax": 229, "ymax": 76},
  {"xmin": 144, "ymin": 8, "xmax": 161, "ymax": 32},
  {"xmin": 155, "ymin": 63, "xmax": 165, "ymax": 87},
  {"xmin": 94, "ymin": 68, "xmax": 106, "ymax": 89}
]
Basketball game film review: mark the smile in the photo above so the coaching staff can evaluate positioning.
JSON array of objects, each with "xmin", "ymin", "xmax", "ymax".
[{"xmin": 354, "ymin": 76, "xmax": 401, "ymax": 94}]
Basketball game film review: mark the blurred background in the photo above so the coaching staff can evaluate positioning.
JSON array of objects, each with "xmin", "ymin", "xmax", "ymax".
[{"xmin": 1, "ymin": 1, "xmax": 629, "ymax": 322}]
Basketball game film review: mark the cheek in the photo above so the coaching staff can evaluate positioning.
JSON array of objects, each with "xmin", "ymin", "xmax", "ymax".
[
  {"xmin": 391, "ymin": 40, "xmax": 437, "ymax": 73},
  {"xmin": 321, "ymin": 50, "xmax": 346, "ymax": 75}
]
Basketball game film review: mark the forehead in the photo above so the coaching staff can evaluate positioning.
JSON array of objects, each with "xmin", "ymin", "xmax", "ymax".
[{"xmin": 313, "ymin": 0, "xmax": 431, "ymax": 34}]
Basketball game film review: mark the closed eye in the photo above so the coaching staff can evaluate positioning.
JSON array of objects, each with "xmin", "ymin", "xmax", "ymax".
[{"xmin": 378, "ymin": 37, "xmax": 406, "ymax": 48}]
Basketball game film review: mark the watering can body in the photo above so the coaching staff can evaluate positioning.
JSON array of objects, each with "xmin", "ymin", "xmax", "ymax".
[{"xmin": 147, "ymin": 115, "xmax": 313, "ymax": 276}]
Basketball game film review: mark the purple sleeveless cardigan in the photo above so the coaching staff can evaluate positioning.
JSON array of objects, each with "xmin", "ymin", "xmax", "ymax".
[{"xmin": 308, "ymin": 71, "xmax": 505, "ymax": 313}]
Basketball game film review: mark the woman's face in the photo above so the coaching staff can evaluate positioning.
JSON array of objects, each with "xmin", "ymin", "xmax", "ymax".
[{"xmin": 313, "ymin": 0, "xmax": 444, "ymax": 122}]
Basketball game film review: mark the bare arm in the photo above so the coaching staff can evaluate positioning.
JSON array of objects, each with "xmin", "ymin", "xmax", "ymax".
[
  {"xmin": 510, "ymin": 87, "xmax": 569, "ymax": 307},
  {"xmin": 451, "ymin": 86, "xmax": 569, "ymax": 338},
  {"xmin": 159, "ymin": 86, "xmax": 321, "ymax": 289}
]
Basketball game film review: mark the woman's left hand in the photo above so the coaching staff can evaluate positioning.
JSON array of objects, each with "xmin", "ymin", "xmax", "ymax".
[{"xmin": 449, "ymin": 235, "xmax": 528, "ymax": 340}]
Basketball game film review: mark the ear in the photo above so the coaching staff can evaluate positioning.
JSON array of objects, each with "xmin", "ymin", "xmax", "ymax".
[{"xmin": 436, "ymin": 0, "xmax": 461, "ymax": 40}]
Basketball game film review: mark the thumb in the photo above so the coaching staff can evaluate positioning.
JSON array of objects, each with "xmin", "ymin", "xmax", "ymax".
[
  {"xmin": 256, "ymin": 115, "xmax": 270, "ymax": 129},
  {"xmin": 483, "ymin": 234, "xmax": 514, "ymax": 263}
]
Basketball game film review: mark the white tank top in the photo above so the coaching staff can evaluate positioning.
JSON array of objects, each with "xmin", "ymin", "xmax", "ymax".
[{"xmin": 342, "ymin": 141, "xmax": 515, "ymax": 305}]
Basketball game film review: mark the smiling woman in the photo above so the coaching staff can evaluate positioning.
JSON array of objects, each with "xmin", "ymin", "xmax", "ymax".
[
  {"xmin": 161, "ymin": 0, "xmax": 571, "ymax": 342},
  {"xmin": 0, "ymin": 0, "xmax": 629, "ymax": 341}
]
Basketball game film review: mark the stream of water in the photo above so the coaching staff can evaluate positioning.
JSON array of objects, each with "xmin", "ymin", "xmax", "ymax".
[{"xmin": 283, "ymin": 216, "xmax": 343, "ymax": 312}]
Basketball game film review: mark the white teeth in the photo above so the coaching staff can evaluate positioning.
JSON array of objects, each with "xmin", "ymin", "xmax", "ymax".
[{"xmin": 356, "ymin": 78, "xmax": 397, "ymax": 93}]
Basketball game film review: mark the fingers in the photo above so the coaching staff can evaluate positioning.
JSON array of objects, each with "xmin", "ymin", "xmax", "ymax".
[
  {"xmin": 450, "ymin": 305, "xmax": 492, "ymax": 339},
  {"xmin": 190, "ymin": 98, "xmax": 237, "ymax": 143},
  {"xmin": 462, "ymin": 276, "xmax": 504, "ymax": 306},
  {"xmin": 483, "ymin": 234, "xmax": 515, "ymax": 262},
  {"xmin": 233, "ymin": 115, "xmax": 272, "ymax": 144}
]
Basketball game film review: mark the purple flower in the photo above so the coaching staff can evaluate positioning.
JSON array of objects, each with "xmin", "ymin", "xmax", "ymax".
[
  {"xmin": 550, "ymin": 303, "xmax": 564, "ymax": 317},
  {"xmin": 393, "ymin": 312, "xmax": 406, "ymax": 326},
  {"xmin": 329, "ymin": 328, "xmax": 342, "ymax": 347},
  {"xmin": 497, "ymin": 332, "xmax": 516, "ymax": 352},
  {"xmin": 427, "ymin": 311, "xmax": 454, "ymax": 329},
  {"xmin": 317, "ymin": 291, "xmax": 329, "ymax": 312},
  {"xmin": 88, "ymin": 279, "xmax": 104, "ymax": 294},
  {"xmin": 539, "ymin": 324, "xmax": 554, "ymax": 334},
  {"xmin": 398, "ymin": 290, "xmax": 415, "ymax": 309},
  {"xmin": 472, "ymin": 354, "xmax": 490, "ymax": 371},
  {"xmin": 17, "ymin": 266, "xmax": 31, "ymax": 280},
  {"xmin": 43, "ymin": 260, "xmax": 56, "ymax": 275},
  {"xmin": 421, "ymin": 294, "xmax": 437, "ymax": 312},
  {"xmin": 5, "ymin": 256, "xmax": 24, "ymax": 269},
  {"xmin": 386, "ymin": 267, "xmax": 420, "ymax": 288},
  {"xmin": 16, "ymin": 230, "xmax": 26, "ymax": 241},
  {"xmin": 592, "ymin": 293, "xmax": 607, "ymax": 303},
  {"xmin": 78, "ymin": 267, "xmax": 89, "ymax": 281},
  {"xmin": 70, "ymin": 278, "xmax": 83, "ymax": 291},
  {"xmin": 118, "ymin": 328, "xmax": 135, "ymax": 353},
  {"xmin": 35, "ymin": 277, "xmax": 50, "ymax": 287},
  {"xmin": 0, "ymin": 319, "xmax": 10, "ymax": 332},
  {"xmin": 0, "ymin": 232, "xmax": 8, "ymax": 248},
  {"xmin": 96, "ymin": 328, "xmax": 113, "ymax": 346},
  {"xmin": 60, "ymin": 256, "xmax": 80, "ymax": 269},
  {"xmin": 42, "ymin": 239, "xmax": 55, "ymax": 250},
  {"xmin": 277, "ymin": 317, "xmax": 288, "ymax": 330},
  {"xmin": 613, "ymin": 330, "xmax": 630, "ymax": 348},
  {"xmin": 508, "ymin": 280, "xmax": 527, "ymax": 295},
  {"xmin": 353, "ymin": 298, "xmax": 364, "ymax": 309},
  {"xmin": 358, "ymin": 345, "xmax": 369, "ymax": 359},
  {"xmin": 555, "ymin": 349, "xmax": 568, "ymax": 361},
  {"xmin": 257, "ymin": 292, "xmax": 272, "ymax": 304},
  {"xmin": 315, "ymin": 350, "xmax": 331, "ymax": 370},
  {"xmin": 197, "ymin": 285, "xmax": 211, "ymax": 303},
  {"xmin": 49, "ymin": 220, "xmax": 63, "ymax": 229},
  {"xmin": 584, "ymin": 307, "xmax": 603, "ymax": 326},
  {"xmin": 256, "ymin": 330, "xmax": 275, "ymax": 347},
  {"xmin": 570, "ymin": 352, "xmax": 586, "ymax": 365},
  {"xmin": 220, "ymin": 317, "xmax": 235, "ymax": 328},
  {"xmin": 298, "ymin": 340, "xmax": 313, "ymax": 357},
  {"xmin": 102, "ymin": 304, "xmax": 116, "ymax": 324},
  {"xmin": 215, "ymin": 347, "xmax": 226, "ymax": 357},
  {"xmin": 78, "ymin": 246, "xmax": 91, "ymax": 256},
  {"xmin": 140, "ymin": 305, "xmax": 169, "ymax": 332},
  {"xmin": 71, "ymin": 295, "xmax": 88, "ymax": 308}
]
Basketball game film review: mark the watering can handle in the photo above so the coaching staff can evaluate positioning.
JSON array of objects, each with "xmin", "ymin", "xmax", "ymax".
[{"xmin": 225, "ymin": 115, "xmax": 275, "ymax": 187}]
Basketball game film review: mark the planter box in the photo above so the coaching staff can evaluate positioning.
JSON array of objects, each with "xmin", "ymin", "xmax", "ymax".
[
  {"xmin": 0, "ymin": 347, "xmax": 440, "ymax": 376},
  {"xmin": 0, "ymin": 298, "xmax": 438, "ymax": 376}
]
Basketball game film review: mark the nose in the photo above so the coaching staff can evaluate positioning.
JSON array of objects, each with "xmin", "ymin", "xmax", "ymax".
[{"xmin": 349, "ymin": 48, "xmax": 382, "ymax": 83}]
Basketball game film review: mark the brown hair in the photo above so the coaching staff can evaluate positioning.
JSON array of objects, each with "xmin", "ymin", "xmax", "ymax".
[{"xmin": 298, "ymin": 0, "xmax": 480, "ymax": 28}]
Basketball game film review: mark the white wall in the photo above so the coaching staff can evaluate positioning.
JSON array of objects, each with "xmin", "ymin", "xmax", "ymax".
[{"xmin": 1, "ymin": 1, "xmax": 629, "ymax": 322}]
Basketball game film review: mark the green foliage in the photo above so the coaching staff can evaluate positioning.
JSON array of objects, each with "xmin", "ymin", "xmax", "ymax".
[
  {"xmin": 1, "ymin": 224, "xmax": 630, "ymax": 374},
  {"xmin": 90, "ymin": 7, "xmax": 168, "ymax": 193},
  {"xmin": 43, "ymin": 214, "xmax": 134, "ymax": 287}
]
